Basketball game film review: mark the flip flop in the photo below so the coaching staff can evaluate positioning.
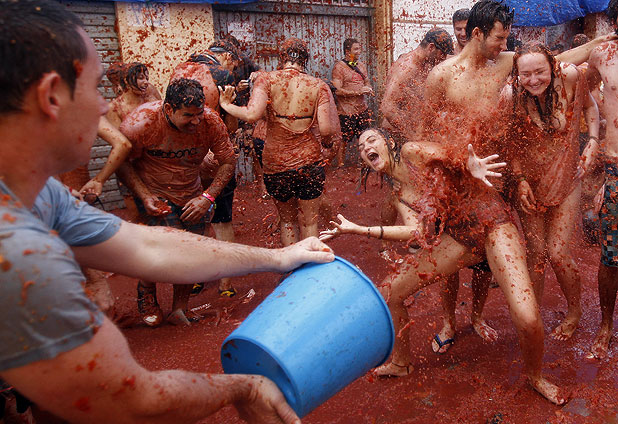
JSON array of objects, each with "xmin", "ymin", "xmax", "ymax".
[{"xmin": 432, "ymin": 334, "xmax": 455, "ymax": 354}]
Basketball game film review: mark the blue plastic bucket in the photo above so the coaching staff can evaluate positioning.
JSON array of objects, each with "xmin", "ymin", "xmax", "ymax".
[{"xmin": 221, "ymin": 256, "xmax": 394, "ymax": 418}]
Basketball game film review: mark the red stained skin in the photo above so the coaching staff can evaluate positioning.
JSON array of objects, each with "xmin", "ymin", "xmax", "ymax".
[{"xmin": 73, "ymin": 397, "xmax": 91, "ymax": 412}]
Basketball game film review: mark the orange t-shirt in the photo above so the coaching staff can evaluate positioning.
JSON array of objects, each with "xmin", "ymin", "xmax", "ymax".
[{"xmin": 120, "ymin": 101, "xmax": 236, "ymax": 206}]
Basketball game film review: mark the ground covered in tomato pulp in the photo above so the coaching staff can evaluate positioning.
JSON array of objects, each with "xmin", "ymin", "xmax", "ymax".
[{"xmin": 108, "ymin": 167, "xmax": 617, "ymax": 424}]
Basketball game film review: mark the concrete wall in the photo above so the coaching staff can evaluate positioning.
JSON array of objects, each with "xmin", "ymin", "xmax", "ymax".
[{"xmin": 115, "ymin": 2, "xmax": 215, "ymax": 94}]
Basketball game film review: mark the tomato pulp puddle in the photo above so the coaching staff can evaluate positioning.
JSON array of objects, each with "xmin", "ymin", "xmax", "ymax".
[{"xmin": 104, "ymin": 167, "xmax": 617, "ymax": 424}]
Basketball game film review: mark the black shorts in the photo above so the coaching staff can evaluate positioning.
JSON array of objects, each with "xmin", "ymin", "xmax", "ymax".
[
  {"xmin": 264, "ymin": 161, "xmax": 325, "ymax": 202},
  {"xmin": 211, "ymin": 178, "xmax": 236, "ymax": 224},
  {"xmin": 340, "ymin": 108, "xmax": 373, "ymax": 144}
]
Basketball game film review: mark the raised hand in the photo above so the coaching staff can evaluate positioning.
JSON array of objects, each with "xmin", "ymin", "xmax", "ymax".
[{"xmin": 466, "ymin": 144, "xmax": 506, "ymax": 188}]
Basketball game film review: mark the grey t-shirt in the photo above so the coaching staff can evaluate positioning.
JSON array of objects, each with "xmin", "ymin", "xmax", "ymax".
[{"xmin": 0, "ymin": 178, "xmax": 121, "ymax": 371}]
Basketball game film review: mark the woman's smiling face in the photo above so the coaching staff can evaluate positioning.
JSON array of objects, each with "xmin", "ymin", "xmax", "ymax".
[{"xmin": 517, "ymin": 52, "xmax": 552, "ymax": 97}]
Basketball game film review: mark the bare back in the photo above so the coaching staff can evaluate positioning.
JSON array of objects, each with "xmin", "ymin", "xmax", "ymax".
[{"xmin": 268, "ymin": 69, "xmax": 323, "ymax": 133}]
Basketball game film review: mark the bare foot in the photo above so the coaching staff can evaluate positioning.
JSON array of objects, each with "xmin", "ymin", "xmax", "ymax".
[
  {"xmin": 550, "ymin": 313, "xmax": 581, "ymax": 341},
  {"xmin": 528, "ymin": 376, "xmax": 570, "ymax": 405},
  {"xmin": 374, "ymin": 361, "xmax": 413, "ymax": 377},
  {"xmin": 586, "ymin": 326, "xmax": 613, "ymax": 360},
  {"xmin": 472, "ymin": 318, "xmax": 498, "ymax": 342},
  {"xmin": 431, "ymin": 325, "xmax": 455, "ymax": 354}
]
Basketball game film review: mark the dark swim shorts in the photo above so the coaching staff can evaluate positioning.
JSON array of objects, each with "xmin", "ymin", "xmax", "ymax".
[
  {"xmin": 339, "ymin": 108, "xmax": 373, "ymax": 144},
  {"xmin": 600, "ymin": 166, "xmax": 618, "ymax": 267},
  {"xmin": 264, "ymin": 161, "xmax": 325, "ymax": 202},
  {"xmin": 211, "ymin": 178, "xmax": 236, "ymax": 224}
]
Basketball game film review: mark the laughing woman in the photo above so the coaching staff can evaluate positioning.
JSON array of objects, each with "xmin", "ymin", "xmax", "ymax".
[
  {"xmin": 320, "ymin": 128, "xmax": 568, "ymax": 405},
  {"xmin": 502, "ymin": 43, "xmax": 600, "ymax": 340}
]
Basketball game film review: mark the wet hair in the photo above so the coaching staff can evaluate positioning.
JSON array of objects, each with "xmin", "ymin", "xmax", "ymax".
[
  {"xmin": 452, "ymin": 8, "xmax": 470, "ymax": 24},
  {"xmin": 571, "ymin": 33, "xmax": 590, "ymax": 48},
  {"xmin": 608, "ymin": 0, "xmax": 618, "ymax": 26},
  {"xmin": 224, "ymin": 34, "xmax": 241, "ymax": 49},
  {"xmin": 164, "ymin": 78, "xmax": 205, "ymax": 111},
  {"xmin": 209, "ymin": 39, "xmax": 240, "ymax": 61},
  {"xmin": 343, "ymin": 38, "xmax": 359, "ymax": 54},
  {"xmin": 106, "ymin": 62, "xmax": 127, "ymax": 91},
  {"xmin": 0, "ymin": 0, "xmax": 88, "ymax": 114},
  {"xmin": 280, "ymin": 38, "xmax": 309, "ymax": 67},
  {"xmin": 510, "ymin": 43, "xmax": 560, "ymax": 133},
  {"xmin": 466, "ymin": 0, "xmax": 514, "ymax": 39},
  {"xmin": 506, "ymin": 34, "xmax": 522, "ymax": 51},
  {"xmin": 125, "ymin": 62, "xmax": 148, "ymax": 90},
  {"xmin": 420, "ymin": 29, "xmax": 455, "ymax": 55}
]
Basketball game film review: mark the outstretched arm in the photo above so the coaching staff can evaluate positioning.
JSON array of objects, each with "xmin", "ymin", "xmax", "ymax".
[
  {"xmin": 1, "ymin": 318, "xmax": 301, "ymax": 424},
  {"xmin": 73, "ymin": 223, "xmax": 334, "ymax": 283},
  {"xmin": 557, "ymin": 33, "xmax": 618, "ymax": 65},
  {"xmin": 320, "ymin": 213, "xmax": 420, "ymax": 242},
  {"xmin": 79, "ymin": 116, "xmax": 132, "ymax": 197}
]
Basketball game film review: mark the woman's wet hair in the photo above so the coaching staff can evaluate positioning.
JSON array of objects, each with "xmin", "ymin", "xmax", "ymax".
[
  {"xmin": 164, "ymin": 78, "xmax": 205, "ymax": 111},
  {"xmin": 466, "ymin": 0, "xmax": 514, "ymax": 39},
  {"xmin": 280, "ymin": 38, "xmax": 309, "ymax": 67},
  {"xmin": 510, "ymin": 42, "xmax": 560, "ymax": 132},
  {"xmin": 125, "ymin": 62, "xmax": 148, "ymax": 91},
  {"xmin": 0, "ymin": 0, "xmax": 87, "ymax": 114}
]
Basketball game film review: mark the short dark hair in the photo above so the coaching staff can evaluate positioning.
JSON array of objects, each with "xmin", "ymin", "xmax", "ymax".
[
  {"xmin": 571, "ymin": 33, "xmax": 590, "ymax": 48},
  {"xmin": 125, "ymin": 62, "xmax": 148, "ymax": 90},
  {"xmin": 607, "ymin": 0, "xmax": 618, "ymax": 24},
  {"xmin": 164, "ymin": 78, "xmax": 205, "ymax": 111},
  {"xmin": 209, "ymin": 39, "xmax": 240, "ymax": 61},
  {"xmin": 343, "ymin": 38, "xmax": 359, "ymax": 53},
  {"xmin": 466, "ymin": 0, "xmax": 514, "ymax": 39},
  {"xmin": 0, "ymin": 0, "xmax": 88, "ymax": 114},
  {"xmin": 420, "ymin": 29, "xmax": 455, "ymax": 55},
  {"xmin": 452, "ymin": 8, "xmax": 470, "ymax": 24}
]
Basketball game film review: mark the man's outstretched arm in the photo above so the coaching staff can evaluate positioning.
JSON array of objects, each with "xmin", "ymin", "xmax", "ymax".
[{"xmin": 73, "ymin": 222, "xmax": 335, "ymax": 284}]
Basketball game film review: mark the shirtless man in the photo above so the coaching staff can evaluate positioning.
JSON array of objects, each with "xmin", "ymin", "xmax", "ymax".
[
  {"xmin": 452, "ymin": 8, "xmax": 470, "ymax": 55},
  {"xmin": 332, "ymin": 38, "xmax": 374, "ymax": 167},
  {"xmin": 380, "ymin": 28, "xmax": 453, "ymax": 135},
  {"xmin": 117, "ymin": 78, "xmax": 237, "ymax": 326},
  {"xmin": 106, "ymin": 62, "xmax": 161, "ymax": 128},
  {"xmin": 422, "ymin": 0, "xmax": 614, "ymax": 402},
  {"xmin": 586, "ymin": 0, "xmax": 618, "ymax": 359}
]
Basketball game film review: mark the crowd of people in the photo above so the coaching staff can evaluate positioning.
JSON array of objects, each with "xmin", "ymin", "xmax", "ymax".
[{"xmin": 1, "ymin": 0, "xmax": 618, "ymax": 422}]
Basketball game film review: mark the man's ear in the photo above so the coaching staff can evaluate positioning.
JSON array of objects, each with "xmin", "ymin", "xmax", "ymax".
[
  {"xmin": 36, "ymin": 72, "xmax": 64, "ymax": 120},
  {"xmin": 471, "ymin": 27, "xmax": 482, "ymax": 40},
  {"xmin": 427, "ymin": 43, "xmax": 436, "ymax": 53},
  {"xmin": 163, "ymin": 102, "xmax": 173, "ymax": 116}
]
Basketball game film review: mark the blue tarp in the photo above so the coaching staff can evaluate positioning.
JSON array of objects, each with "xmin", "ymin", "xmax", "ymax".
[{"xmin": 506, "ymin": 0, "xmax": 609, "ymax": 26}]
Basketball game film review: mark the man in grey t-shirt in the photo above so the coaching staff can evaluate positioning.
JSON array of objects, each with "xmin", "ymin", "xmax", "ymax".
[{"xmin": 0, "ymin": 2, "xmax": 334, "ymax": 423}]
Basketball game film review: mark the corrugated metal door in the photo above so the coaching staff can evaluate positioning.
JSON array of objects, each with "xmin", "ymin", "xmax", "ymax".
[
  {"xmin": 56, "ymin": 1, "xmax": 125, "ymax": 211},
  {"xmin": 213, "ymin": 1, "xmax": 375, "ymax": 84}
]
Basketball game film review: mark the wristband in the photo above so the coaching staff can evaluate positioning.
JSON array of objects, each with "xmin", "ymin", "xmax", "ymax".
[
  {"xmin": 379, "ymin": 226, "xmax": 384, "ymax": 240},
  {"xmin": 202, "ymin": 192, "xmax": 216, "ymax": 203},
  {"xmin": 589, "ymin": 135, "xmax": 599, "ymax": 143}
]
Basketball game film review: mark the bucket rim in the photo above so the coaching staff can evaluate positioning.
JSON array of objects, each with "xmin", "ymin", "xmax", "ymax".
[{"xmin": 221, "ymin": 334, "xmax": 303, "ymax": 413}]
